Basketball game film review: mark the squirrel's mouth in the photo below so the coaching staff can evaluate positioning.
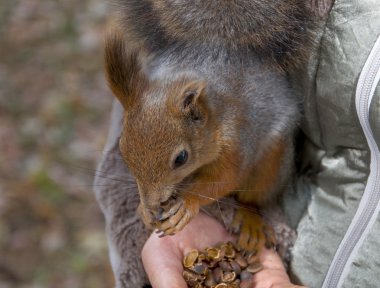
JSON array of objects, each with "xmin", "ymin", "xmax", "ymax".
[{"xmin": 153, "ymin": 174, "xmax": 195, "ymax": 222}]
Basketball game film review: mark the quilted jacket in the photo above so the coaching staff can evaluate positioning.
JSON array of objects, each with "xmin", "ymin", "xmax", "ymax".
[{"xmin": 284, "ymin": 0, "xmax": 380, "ymax": 287}]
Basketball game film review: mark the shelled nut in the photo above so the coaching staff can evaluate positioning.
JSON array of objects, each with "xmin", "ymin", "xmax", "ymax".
[{"xmin": 182, "ymin": 241, "xmax": 263, "ymax": 288}]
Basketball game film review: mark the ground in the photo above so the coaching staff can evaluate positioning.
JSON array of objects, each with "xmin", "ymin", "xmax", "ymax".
[{"xmin": 0, "ymin": 1, "xmax": 116, "ymax": 287}]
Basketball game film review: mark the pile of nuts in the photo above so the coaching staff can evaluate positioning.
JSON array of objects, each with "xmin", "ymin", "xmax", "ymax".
[{"xmin": 182, "ymin": 242, "xmax": 262, "ymax": 288}]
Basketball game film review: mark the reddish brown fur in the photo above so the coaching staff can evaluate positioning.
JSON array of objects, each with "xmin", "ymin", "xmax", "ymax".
[
  {"xmin": 104, "ymin": 29, "xmax": 147, "ymax": 108},
  {"xmin": 237, "ymin": 139, "xmax": 286, "ymax": 205}
]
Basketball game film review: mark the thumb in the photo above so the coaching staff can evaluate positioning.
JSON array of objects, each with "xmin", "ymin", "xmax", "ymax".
[{"xmin": 142, "ymin": 233, "xmax": 187, "ymax": 288}]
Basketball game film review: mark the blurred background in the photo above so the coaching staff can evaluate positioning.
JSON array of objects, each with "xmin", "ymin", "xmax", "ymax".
[{"xmin": 0, "ymin": 0, "xmax": 116, "ymax": 287}]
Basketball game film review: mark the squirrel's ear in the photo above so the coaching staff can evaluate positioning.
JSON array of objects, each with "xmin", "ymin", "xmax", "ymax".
[
  {"xmin": 180, "ymin": 80, "xmax": 206, "ymax": 110},
  {"xmin": 174, "ymin": 80, "xmax": 208, "ymax": 122},
  {"xmin": 104, "ymin": 30, "xmax": 146, "ymax": 109}
]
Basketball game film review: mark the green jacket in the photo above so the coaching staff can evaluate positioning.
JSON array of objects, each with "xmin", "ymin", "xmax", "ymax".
[{"xmin": 284, "ymin": 0, "xmax": 380, "ymax": 287}]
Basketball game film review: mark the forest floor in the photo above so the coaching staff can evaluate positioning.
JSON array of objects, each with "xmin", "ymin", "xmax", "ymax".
[{"xmin": 0, "ymin": 1, "xmax": 116, "ymax": 287}]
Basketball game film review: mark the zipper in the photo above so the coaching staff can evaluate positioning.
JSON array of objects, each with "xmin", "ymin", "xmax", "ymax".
[{"xmin": 322, "ymin": 34, "xmax": 380, "ymax": 288}]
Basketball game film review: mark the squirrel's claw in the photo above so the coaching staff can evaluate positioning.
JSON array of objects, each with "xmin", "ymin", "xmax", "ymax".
[
  {"xmin": 138, "ymin": 197, "xmax": 200, "ymax": 236},
  {"xmin": 155, "ymin": 229, "xmax": 167, "ymax": 238},
  {"xmin": 155, "ymin": 199, "xmax": 183, "ymax": 222},
  {"xmin": 155, "ymin": 199, "xmax": 199, "ymax": 236},
  {"xmin": 156, "ymin": 203, "xmax": 188, "ymax": 232}
]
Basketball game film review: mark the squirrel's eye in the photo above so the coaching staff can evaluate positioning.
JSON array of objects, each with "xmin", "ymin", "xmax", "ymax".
[{"xmin": 174, "ymin": 150, "xmax": 188, "ymax": 168}]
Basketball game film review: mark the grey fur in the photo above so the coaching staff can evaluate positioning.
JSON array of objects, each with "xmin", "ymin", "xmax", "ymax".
[
  {"xmin": 95, "ymin": 0, "xmax": 335, "ymax": 287},
  {"xmin": 94, "ymin": 102, "xmax": 150, "ymax": 287},
  {"xmin": 113, "ymin": 0, "xmax": 315, "ymax": 69}
]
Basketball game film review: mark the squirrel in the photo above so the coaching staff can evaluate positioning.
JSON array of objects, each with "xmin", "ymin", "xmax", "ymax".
[{"xmin": 104, "ymin": 0, "xmax": 315, "ymax": 252}]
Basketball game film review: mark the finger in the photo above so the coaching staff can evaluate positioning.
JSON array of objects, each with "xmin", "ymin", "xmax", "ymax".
[
  {"xmin": 259, "ymin": 248, "xmax": 286, "ymax": 271},
  {"xmin": 252, "ymin": 268, "xmax": 291, "ymax": 288},
  {"xmin": 253, "ymin": 270, "xmax": 306, "ymax": 288},
  {"xmin": 142, "ymin": 233, "xmax": 187, "ymax": 288},
  {"xmin": 252, "ymin": 248, "xmax": 304, "ymax": 288}
]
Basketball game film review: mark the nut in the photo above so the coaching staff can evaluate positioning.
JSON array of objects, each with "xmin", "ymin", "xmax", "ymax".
[
  {"xmin": 206, "ymin": 247, "xmax": 222, "ymax": 261},
  {"xmin": 212, "ymin": 267, "xmax": 223, "ymax": 283},
  {"xmin": 221, "ymin": 271, "xmax": 236, "ymax": 283},
  {"xmin": 204, "ymin": 273, "xmax": 217, "ymax": 287},
  {"xmin": 240, "ymin": 270, "xmax": 253, "ymax": 281},
  {"xmin": 182, "ymin": 241, "xmax": 264, "ymax": 288},
  {"xmin": 183, "ymin": 269, "xmax": 205, "ymax": 283},
  {"xmin": 221, "ymin": 242, "xmax": 236, "ymax": 259},
  {"xmin": 192, "ymin": 262, "xmax": 209, "ymax": 275},
  {"xmin": 219, "ymin": 260, "xmax": 232, "ymax": 272},
  {"xmin": 230, "ymin": 260, "xmax": 241, "ymax": 274},
  {"xmin": 184, "ymin": 249, "xmax": 199, "ymax": 268}
]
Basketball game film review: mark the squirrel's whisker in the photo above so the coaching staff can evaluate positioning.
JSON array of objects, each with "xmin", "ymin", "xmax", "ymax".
[
  {"xmin": 185, "ymin": 191, "xmax": 262, "ymax": 216},
  {"xmin": 70, "ymin": 164, "xmax": 133, "ymax": 184}
]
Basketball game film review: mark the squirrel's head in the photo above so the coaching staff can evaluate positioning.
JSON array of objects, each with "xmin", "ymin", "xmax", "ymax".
[{"xmin": 105, "ymin": 31, "xmax": 220, "ymax": 213}]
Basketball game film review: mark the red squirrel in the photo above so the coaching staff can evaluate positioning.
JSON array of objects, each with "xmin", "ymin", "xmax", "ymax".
[{"xmin": 104, "ymin": 0, "xmax": 314, "ymax": 252}]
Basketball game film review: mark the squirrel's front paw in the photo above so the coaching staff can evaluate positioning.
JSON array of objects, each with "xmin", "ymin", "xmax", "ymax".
[
  {"xmin": 229, "ymin": 208, "xmax": 276, "ymax": 253},
  {"xmin": 154, "ymin": 198, "xmax": 199, "ymax": 236}
]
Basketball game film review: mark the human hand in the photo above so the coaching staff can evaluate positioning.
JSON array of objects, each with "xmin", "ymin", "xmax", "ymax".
[
  {"xmin": 142, "ymin": 212, "xmax": 305, "ymax": 288},
  {"xmin": 253, "ymin": 248, "xmax": 306, "ymax": 288},
  {"xmin": 142, "ymin": 212, "xmax": 235, "ymax": 288}
]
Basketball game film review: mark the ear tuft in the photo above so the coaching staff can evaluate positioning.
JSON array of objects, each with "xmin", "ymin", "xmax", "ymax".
[{"xmin": 104, "ymin": 29, "xmax": 146, "ymax": 108}]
